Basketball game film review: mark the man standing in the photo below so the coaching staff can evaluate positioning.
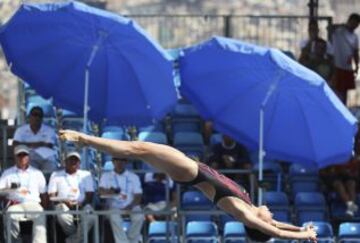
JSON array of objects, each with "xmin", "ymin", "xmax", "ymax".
[
  {"xmin": 0, "ymin": 145, "xmax": 47, "ymax": 243},
  {"xmin": 13, "ymin": 106, "xmax": 58, "ymax": 172},
  {"xmin": 332, "ymin": 13, "xmax": 360, "ymax": 104},
  {"xmin": 48, "ymin": 151, "xmax": 95, "ymax": 243},
  {"xmin": 99, "ymin": 157, "xmax": 144, "ymax": 243}
]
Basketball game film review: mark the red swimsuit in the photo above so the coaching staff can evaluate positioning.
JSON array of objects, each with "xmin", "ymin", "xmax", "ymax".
[{"xmin": 176, "ymin": 162, "xmax": 252, "ymax": 205}]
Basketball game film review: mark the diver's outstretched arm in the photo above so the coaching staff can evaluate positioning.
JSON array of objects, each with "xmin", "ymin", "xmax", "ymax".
[
  {"xmin": 272, "ymin": 220, "xmax": 303, "ymax": 232},
  {"xmin": 239, "ymin": 210, "xmax": 317, "ymax": 241}
]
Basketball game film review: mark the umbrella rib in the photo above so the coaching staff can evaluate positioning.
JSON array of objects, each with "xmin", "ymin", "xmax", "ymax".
[{"xmin": 294, "ymin": 93, "xmax": 318, "ymax": 162}]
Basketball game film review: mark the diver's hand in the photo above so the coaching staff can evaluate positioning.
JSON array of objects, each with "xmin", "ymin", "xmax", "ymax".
[{"xmin": 305, "ymin": 224, "xmax": 317, "ymax": 243}]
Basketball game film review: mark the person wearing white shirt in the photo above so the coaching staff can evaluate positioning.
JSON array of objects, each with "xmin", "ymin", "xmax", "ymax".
[
  {"xmin": 13, "ymin": 106, "xmax": 58, "ymax": 173},
  {"xmin": 48, "ymin": 151, "xmax": 95, "ymax": 243},
  {"xmin": 0, "ymin": 145, "xmax": 47, "ymax": 243},
  {"xmin": 99, "ymin": 157, "xmax": 143, "ymax": 243},
  {"xmin": 331, "ymin": 13, "xmax": 360, "ymax": 103},
  {"xmin": 143, "ymin": 172, "xmax": 176, "ymax": 222}
]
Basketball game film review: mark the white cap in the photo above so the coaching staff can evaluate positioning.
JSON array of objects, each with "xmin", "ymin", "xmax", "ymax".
[
  {"xmin": 14, "ymin": 145, "xmax": 30, "ymax": 155},
  {"xmin": 66, "ymin": 151, "xmax": 81, "ymax": 160}
]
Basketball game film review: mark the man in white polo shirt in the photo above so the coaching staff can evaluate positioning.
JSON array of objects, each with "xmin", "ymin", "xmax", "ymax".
[
  {"xmin": 99, "ymin": 157, "xmax": 143, "ymax": 243},
  {"xmin": 0, "ymin": 145, "xmax": 47, "ymax": 243},
  {"xmin": 13, "ymin": 106, "xmax": 58, "ymax": 173},
  {"xmin": 48, "ymin": 151, "xmax": 95, "ymax": 243},
  {"xmin": 332, "ymin": 13, "xmax": 360, "ymax": 103}
]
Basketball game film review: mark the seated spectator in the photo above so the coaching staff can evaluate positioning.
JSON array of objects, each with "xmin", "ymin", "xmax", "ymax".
[
  {"xmin": 320, "ymin": 158, "xmax": 359, "ymax": 217},
  {"xmin": 299, "ymin": 19, "xmax": 333, "ymax": 65},
  {"xmin": 0, "ymin": 145, "xmax": 47, "ymax": 243},
  {"xmin": 208, "ymin": 134, "xmax": 251, "ymax": 181},
  {"xmin": 143, "ymin": 172, "xmax": 176, "ymax": 222},
  {"xmin": 48, "ymin": 151, "xmax": 95, "ymax": 243},
  {"xmin": 300, "ymin": 39, "xmax": 334, "ymax": 83},
  {"xmin": 13, "ymin": 106, "xmax": 58, "ymax": 173},
  {"xmin": 99, "ymin": 157, "xmax": 144, "ymax": 243}
]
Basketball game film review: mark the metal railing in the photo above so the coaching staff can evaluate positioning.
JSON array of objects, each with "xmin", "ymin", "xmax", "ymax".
[
  {"xmin": 1, "ymin": 169, "xmax": 255, "ymax": 243},
  {"xmin": 127, "ymin": 15, "xmax": 332, "ymax": 56}
]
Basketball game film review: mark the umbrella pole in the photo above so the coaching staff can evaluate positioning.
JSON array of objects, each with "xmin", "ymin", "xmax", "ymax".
[
  {"xmin": 82, "ymin": 68, "xmax": 90, "ymax": 169},
  {"xmin": 82, "ymin": 45, "xmax": 100, "ymax": 169},
  {"xmin": 258, "ymin": 108, "xmax": 265, "ymax": 206},
  {"xmin": 257, "ymin": 71, "xmax": 282, "ymax": 205}
]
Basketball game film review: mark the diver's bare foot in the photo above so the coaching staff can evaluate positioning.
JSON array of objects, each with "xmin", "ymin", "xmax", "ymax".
[{"xmin": 59, "ymin": 130, "xmax": 84, "ymax": 143}]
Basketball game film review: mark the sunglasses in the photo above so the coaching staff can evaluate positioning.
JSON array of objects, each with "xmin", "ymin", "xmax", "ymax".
[{"xmin": 16, "ymin": 152, "xmax": 29, "ymax": 157}]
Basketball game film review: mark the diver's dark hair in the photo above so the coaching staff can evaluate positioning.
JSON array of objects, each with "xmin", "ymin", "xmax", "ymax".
[{"xmin": 245, "ymin": 226, "xmax": 272, "ymax": 242}]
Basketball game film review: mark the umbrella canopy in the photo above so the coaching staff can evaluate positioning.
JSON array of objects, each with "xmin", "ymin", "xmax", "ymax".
[
  {"xmin": 0, "ymin": 1, "xmax": 177, "ymax": 126},
  {"xmin": 179, "ymin": 36, "xmax": 358, "ymax": 168}
]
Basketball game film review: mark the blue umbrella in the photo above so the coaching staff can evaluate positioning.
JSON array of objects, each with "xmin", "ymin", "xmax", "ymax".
[
  {"xmin": 179, "ymin": 36, "xmax": 358, "ymax": 203},
  {"xmin": 0, "ymin": 1, "xmax": 177, "ymax": 127}
]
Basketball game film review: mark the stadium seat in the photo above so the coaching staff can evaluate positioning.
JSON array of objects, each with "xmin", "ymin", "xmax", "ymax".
[
  {"xmin": 148, "ymin": 221, "xmax": 178, "ymax": 243},
  {"xmin": 171, "ymin": 103, "xmax": 200, "ymax": 121},
  {"xmin": 101, "ymin": 131, "xmax": 130, "ymax": 141},
  {"xmin": 182, "ymin": 190, "xmax": 213, "ymax": 224},
  {"xmin": 264, "ymin": 191, "xmax": 289, "ymax": 210},
  {"xmin": 272, "ymin": 209, "xmax": 291, "ymax": 223},
  {"xmin": 172, "ymin": 121, "xmax": 202, "ymax": 135},
  {"xmin": 301, "ymin": 222, "xmax": 333, "ymax": 243},
  {"xmin": 218, "ymin": 214, "xmax": 236, "ymax": 230},
  {"xmin": 338, "ymin": 222, "xmax": 360, "ymax": 242},
  {"xmin": 223, "ymin": 222, "xmax": 246, "ymax": 243},
  {"xmin": 138, "ymin": 131, "xmax": 168, "ymax": 144},
  {"xmin": 294, "ymin": 192, "xmax": 326, "ymax": 210},
  {"xmin": 264, "ymin": 192, "xmax": 290, "ymax": 222},
  {"xmin": 138, "ymin": 123, "xmax": 165, "ymax": 133},
  {"xmin": 295, "ymin": 192, "xmax": 327, "ymax": 225},
  {"xmin": 101, "ymin": 125, "xmax": 125, "ymax": 133},
  {"xmin": 253, "ymin": 161, "xmax": 283, "ymax": 191},
  {"xmin": 181, "ymin": 190, "xmax": 213, "ymax": 210},
  {"xmin": 289, "ymin": 163, "xmax": 318, "ymax": 181},
  {"xmin": 297, "ymin": 211, "xmax": 327, "ymax": 225},
  {"xmin": 291, "ymin": 180, "xmax": 320, "ymax": 199},
  {"xmin": 173, "ymin": 132, "xmax": 205, "ymax": 159},
  {"xmin": 185, "ymin": 221, "xmax": 218, "ymax": 243}
]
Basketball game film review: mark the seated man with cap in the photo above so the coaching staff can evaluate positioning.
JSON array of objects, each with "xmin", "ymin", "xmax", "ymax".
[
  {"xmin": 0, "ymin": 145, "xmax": 47, "ymax": 243},
  {"xmin": 13, "ymin": 106, "xmax": 59, "ymax": 173},
  {"xmin": 99, "ymin": 157, "xmax": 144, "ymax": 243},
  {"xmin": 48, "ymin": 151, "xmax": 95, "ymax": 243}
]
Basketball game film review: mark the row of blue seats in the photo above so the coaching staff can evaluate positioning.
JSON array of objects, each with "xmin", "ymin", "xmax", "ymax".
[
  {"xmin": 179, "ymin": 190, "xmax": 360, "ymax": 225},
  {"xmin": 146, "ymin": 220, "xmax": 360, "ymax": 243}
]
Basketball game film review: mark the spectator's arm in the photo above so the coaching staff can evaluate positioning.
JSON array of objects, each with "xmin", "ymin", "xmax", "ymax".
[
  {"xmin": 354, "ymin": 49, "xmax": 359, "ymax": 73},
  {"xmin": 124, "ymin": 193, "xmax": 142, "ymax": 210},
  {"xmin": 81, "ymin": 191, "xmax": 94, "ymax": 207},
  {"xmin": 98, "ymin": 187, "xmax": 114, "ymax": 195},
  {"xmin": 40, "ymin": 193, "xmax": 49, "ymax": 209}
]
